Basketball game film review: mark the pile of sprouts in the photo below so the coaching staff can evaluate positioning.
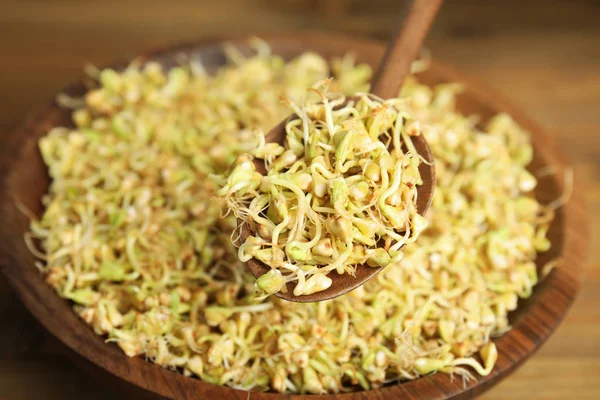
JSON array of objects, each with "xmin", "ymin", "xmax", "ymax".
[
  {"xmin": 215, "ymin": 85, "xmax": 427, "ymax": 297},
  {"xmin": 27, "ymin": 39, "xmax": 556, "ymax": 394}
]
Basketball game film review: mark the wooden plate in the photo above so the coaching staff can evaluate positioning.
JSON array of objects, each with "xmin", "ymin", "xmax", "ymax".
[{"xmin": 0, "ymin": 32, "xmax": 589, "ymax": 400}]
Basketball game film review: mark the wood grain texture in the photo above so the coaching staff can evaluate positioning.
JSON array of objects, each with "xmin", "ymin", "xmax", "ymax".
[{"xmin": 0, "ymin": 1, "xmax": 598, "ymax": 399}]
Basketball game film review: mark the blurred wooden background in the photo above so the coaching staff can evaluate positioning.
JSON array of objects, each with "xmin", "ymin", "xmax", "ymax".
[{"xmin": 1, "ymin": 0, "xmax": 599, "ymax": 399}]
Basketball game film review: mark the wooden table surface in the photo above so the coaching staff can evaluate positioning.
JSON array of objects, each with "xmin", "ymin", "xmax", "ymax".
[{"xmin": 1, "ymin": 0, "xmax": 598, "ymax": 399}]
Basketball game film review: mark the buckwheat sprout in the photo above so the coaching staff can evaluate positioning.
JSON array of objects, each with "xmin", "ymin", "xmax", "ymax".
[
  {"xmin": 83, "ymin": 63, "xmax": 101, "ymax": 79},
  {"xmin": 410, "ymin": 48, "xmax": 432, "ymax": 74},
  {"xmin": 542, "ymin": 167, "xmax": 573, "ymax": 211},
  {"xmin": 27, "ymin": 40, "xmax": 559, "ymax": 394},
  {"xmin": 56, "ymin": 93, "xmax": 86, "ymax": 109}
]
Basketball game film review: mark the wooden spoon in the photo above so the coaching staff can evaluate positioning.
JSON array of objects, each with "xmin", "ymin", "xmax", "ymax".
[{"xmin": 242, "ymin": 0, "xmax": 443, "ymax": 302}]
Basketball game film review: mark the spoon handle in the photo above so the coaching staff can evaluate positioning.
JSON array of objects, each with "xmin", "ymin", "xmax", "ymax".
[{"xmin": 371, "ymin": 0, "xmax": 444, "ymax": 99}]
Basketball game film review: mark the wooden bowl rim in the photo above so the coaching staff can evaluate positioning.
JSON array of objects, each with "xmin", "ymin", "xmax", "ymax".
[{"xmin": 0, "ymin": 32, "xmax": 589, "ymax": 400}]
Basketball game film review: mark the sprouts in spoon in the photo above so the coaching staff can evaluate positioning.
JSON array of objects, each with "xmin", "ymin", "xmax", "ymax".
[{"xmin": 215, "ymin": 82, "xmax": 428, "ymax": 296}]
